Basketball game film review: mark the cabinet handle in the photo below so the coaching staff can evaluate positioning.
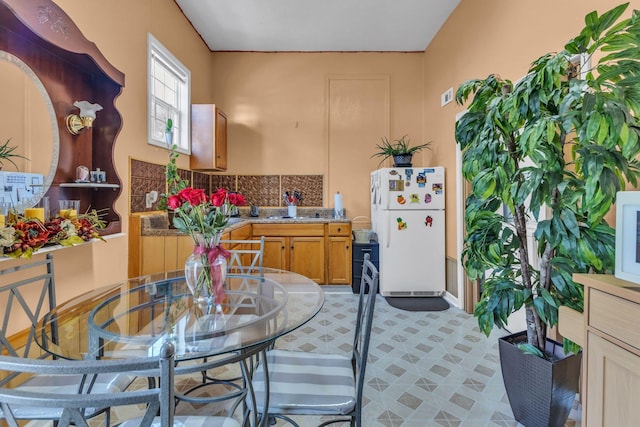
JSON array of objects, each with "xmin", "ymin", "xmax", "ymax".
[
  {"xmin": 337, "ymin": 227, "xmax": 341, "ymax": 232},
  {"xmin": 346, "ymin": 245, "xmax": 349, "ymax": 250},
  {"xmin": 290, "ymin": 245, "xmax": 294, "ymax": 250}
]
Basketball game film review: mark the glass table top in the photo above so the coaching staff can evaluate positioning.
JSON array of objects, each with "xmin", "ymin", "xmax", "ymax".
[{"xmin": 36, "ymin": 268, "xmax": 324, "ymax": 361}]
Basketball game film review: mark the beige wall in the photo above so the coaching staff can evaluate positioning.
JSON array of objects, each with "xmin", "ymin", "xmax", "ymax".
[
  {"xmin": 210, "ymin": 52, "xmax": 426, "ymax": 221},
  {"xmin": 422, "ymin": 0, "xmax": 632, "ymax": 258}
]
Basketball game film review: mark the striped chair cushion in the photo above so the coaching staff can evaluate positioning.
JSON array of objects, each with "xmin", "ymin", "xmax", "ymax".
[
  {"xmin": 252, "ymin": 349, "xmax": 356, "ymax": 415},
  {"xmin": 119, "ymin": 415, "xmax": 241, "ymax": 427},
  {"xmin": 0, "ymin": 372, "xmax": 133, "ymax": 419}
]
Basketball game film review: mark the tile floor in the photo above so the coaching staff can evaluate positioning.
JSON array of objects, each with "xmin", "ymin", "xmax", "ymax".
[
  {"xmin": 255, "ymin": 288, "xmax": 582, "ymax": 427},
  {"xmin": 28, "ymin": 288, "xmax": 581, "ymax": 427}
]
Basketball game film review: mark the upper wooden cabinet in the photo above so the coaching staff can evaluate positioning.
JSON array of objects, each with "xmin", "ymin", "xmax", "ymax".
[{"xmin": 190, "ymin": 104, "xmax": 227, "ymax": 171}]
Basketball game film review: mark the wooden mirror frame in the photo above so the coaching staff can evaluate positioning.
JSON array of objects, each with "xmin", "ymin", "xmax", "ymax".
[{"xmin": 0, "ymin": 0, "xmax": 124, "ymax": 235}]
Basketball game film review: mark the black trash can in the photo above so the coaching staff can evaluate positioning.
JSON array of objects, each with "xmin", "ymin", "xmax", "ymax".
[{"xmin": 352, "ymin": 242, "xmax": 379, "ymax": 293}]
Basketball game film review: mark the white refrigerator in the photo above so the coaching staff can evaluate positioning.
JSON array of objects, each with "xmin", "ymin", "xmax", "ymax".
[{"xmin": 370, "ymin": 167, "xmax": 445, "ymax": 297}]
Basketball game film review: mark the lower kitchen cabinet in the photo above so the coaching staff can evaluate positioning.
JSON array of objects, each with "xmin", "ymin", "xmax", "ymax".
[
  {"xmin": 290, "ymin": 236, "xmax": 325, "ymax": 283},
  {"xmin": 130, "ymin": 212, "xmax": 235, "ymax": 277},
  {"xmin": 572, "ymin": 274, "xmax": 640, "ymax": 427},
  {"xmin": 261, "ymin": 236, "xmax": 325, "ymax": 283},
  {"xmin": 168, "ymin": 235, "xmax": 194, "ymax": 272},
  {"xmin": 327, "ymin": 223, "xmax": 352, "ymax": 285},
  {"xmin": 263, "ymin": 236, "xmax": 287, "ymax": 270},
  {"xmin": 253, "ymin": 223, "xmax": 326, "ymax": 283}
]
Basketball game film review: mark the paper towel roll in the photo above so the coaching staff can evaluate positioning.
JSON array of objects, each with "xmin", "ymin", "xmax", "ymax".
[{"xmin": 334, "ymin": 192, "xmax": 343, "ymax": 218}]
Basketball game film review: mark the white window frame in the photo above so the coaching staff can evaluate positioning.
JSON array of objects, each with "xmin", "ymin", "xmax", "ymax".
[{"xmin": 148, "ymin": 33, "xmax": 191, "ymax": 153}]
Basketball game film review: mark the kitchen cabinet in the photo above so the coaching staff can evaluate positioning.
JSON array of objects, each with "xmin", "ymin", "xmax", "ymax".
[
  {"xmin": 252, "ymin": 223, "xmax": 325, "ymax": 283},
  {"xmin": 129, "ymin": 213, "xmax": 234, "ymax": 277},
  {"xmin": 190, "ymin": 104, "xmax": 227, "ymax": 171},
  {"xmin": 572, "ymin": 274, "xmax": 640, "ymax": 427},
  {"xmin": 221, "ymin": 223, "xmax": 252, "ymax": 265},
  {"xmin": 326, "ymin": 223, "xmax": 352, "ymax": 285}
]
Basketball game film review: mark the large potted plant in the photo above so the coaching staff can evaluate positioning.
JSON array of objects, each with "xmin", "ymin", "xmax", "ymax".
[
  {"xmin": 455, "ymin": 4, "xmax": 640, "ymax": 426},
  {"xmin": 372, "ymin": 134, "xmax": 431, "ymax": 167}
]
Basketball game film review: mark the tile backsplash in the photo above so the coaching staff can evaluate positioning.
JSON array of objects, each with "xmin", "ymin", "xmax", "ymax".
[{"xmin": 130, "ymin": 157, "xmax": 324, "ymax": 213}]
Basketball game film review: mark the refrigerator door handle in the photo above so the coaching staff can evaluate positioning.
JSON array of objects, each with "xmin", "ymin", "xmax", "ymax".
[{"xmin": 385, "ymin": 210, "xmax": 390, "ymax": 248}]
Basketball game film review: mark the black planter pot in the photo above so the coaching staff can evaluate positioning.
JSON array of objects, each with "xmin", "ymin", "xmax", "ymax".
[
  {"xmin": 498, "ymin": 331, "xmax": 582, "ymax": 427},
  {"xmin": 392, "ymin": 154, "xmax": 413, "ymax": 167}
]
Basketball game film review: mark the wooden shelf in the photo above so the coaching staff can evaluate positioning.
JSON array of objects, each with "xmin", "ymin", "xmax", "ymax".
[{"xmin": 59, "ymin": 183, "xmax": 120, "ymax": 189}]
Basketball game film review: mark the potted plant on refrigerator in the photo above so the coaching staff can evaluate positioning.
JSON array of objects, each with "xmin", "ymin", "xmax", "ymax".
[
  {"xmin": 371, "ymin": 134, "xmax": 431, "ymax": 167},
  {"xmin": 455, "ymin": 4, "xmax": 640, "ymax": 426}
]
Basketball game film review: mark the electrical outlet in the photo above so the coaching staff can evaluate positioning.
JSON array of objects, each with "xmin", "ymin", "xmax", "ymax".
[
  {"xmin": 145, "ymin": 191, "xmax": 158, "ymax": 208},
  {"xmin": 441, "ymin": 87, "xmax": 453, "ymax": 107}
]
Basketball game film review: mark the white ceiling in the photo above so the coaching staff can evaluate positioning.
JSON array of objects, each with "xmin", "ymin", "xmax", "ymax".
[{"xmin": 175, "ymin": 0, "xmax": 461, "ymax": 52}]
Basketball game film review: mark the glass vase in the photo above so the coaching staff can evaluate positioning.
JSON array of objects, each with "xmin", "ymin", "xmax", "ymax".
[{"xmin": 184, "ymin": 233, "xmax": 227, "ymax": 306}]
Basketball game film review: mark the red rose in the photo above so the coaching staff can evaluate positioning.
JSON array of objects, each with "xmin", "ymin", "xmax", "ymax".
[
  {"xmin": 178, "ymin": 188, "xmax": 207, "ymax": 206},
  {"xmin": 167, "ymin": 195, "xmax": 183, "ymax": 210},
  {"xmin": 228, "ymin": 192, "xmax": 246, "ymax": 206},
  {"xmin": 210, "ymin": 188, "xmax": 228, "ymax": 207}
]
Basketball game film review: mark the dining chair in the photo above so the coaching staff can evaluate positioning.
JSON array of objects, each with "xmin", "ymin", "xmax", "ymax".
[
  {"xmin": 250, "ymin": 253, "xmax": 379, "ymax": 427},
  {"xmin": 0, "ymin": 341, "xmax": 241, "ymax": 427},
  {"xmin": 0, "ymin": 254, "xmax": 133, "ymax": 424},
  {"xmin": 221, "ymin": 236, "xmax": 265, "ymax": 278}
]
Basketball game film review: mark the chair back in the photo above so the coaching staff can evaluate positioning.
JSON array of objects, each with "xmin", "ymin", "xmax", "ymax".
[
  {"xmin": 352, "ymin": 253, "xmax": 379, "ymax": 422},
  {"xmin": 0, "ymin": 341, "xmax": 176, "ymax": 427},
  {"xmin": 0, "ymin": 254, "xmax": 56, "ymax": 360},
  {"xmin": 221, "ymin": 236, "xmax": 265, "ymax": 274},
  {"xmin": 221, "ymin": 237, "xmax": 265, "ymax": 298}
]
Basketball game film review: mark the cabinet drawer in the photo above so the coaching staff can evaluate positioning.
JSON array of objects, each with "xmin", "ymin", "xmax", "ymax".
[
  {"xmin": 589, "ymin": 288, "xmax": 640, "ymax": 351},
  {"xmin": 230, "ymin": 224, "xmax": 251, "ymax": 240},
  {"xmin": 252, "ymin": 223, "xmax": 324, "ymax": 237},
  {"xmin": 328, "ymin": 223, "xmax": 351, "ymax": 236}
]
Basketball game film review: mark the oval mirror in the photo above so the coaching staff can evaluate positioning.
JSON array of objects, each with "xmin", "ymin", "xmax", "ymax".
[{"xmin": 0, "ymin": 50, "xmax": 59, "ymax": 211}]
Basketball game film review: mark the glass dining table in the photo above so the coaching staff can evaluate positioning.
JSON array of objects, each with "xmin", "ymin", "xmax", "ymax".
[{"xmin": 34, "ymin": 267, "xmax": 324, "ymax": 425}]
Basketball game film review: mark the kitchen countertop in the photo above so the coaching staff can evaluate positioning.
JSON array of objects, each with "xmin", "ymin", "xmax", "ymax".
[{"xmin": 139, "ymin": 211, "xmax": 351, "ymax": 237}]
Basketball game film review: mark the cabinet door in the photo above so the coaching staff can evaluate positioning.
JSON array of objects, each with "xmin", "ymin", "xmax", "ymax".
[
  {"xmin": 141, "ymin": 236, "xmax": 166, "ymax": 275},
  {"xmin": 176, "ymin": 235, "xmax": 194, "ymax": 269},
  {"xmin": 586, "ymin": 332, "xmax": 640, "ymax": 426},
  {"xmin": 327, "ymin": 236, "xmax": 352, "ymax": 284},
  {"xmin": 263, "ymin": 236, "xmax": 287, "ymax": 270},
  {"xmin": 190, "ymin": 104, "xmax": 227, "ymax": 171},
  {"xmin": 290, "ymin": 237, "xmax": 325, "ymax": 283},
  {"xmin": 214, "ymin": 108, "xmax": 227, "ymax": 170}
]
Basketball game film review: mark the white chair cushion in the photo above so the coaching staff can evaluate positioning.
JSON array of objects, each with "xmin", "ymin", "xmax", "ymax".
[
  {"xmin": 119, "ymin": 415, "xmax": 241, "ymax": 427},
  {"xmin": 0, "ymin": 372, "xmax": 133, "ymax": 419},
  {"xmin": 252, "ymin": 349, "xmax": 356, "ymax": 415}
]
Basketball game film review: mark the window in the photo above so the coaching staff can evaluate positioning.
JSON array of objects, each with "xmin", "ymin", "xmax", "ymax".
[{"xmin": 148, "ymin": 33, "xmax": 190, "ymax": 153}]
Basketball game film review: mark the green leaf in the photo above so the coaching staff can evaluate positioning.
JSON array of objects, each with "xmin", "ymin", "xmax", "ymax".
[{"xmin": 517, "ymin": 343, "xmax": 545, "ymax": 358}]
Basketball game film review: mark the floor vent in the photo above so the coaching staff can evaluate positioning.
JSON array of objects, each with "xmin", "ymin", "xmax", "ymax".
[{"xmin": 414, "ymin": 291, "xmax": 444, "ymax": 297}]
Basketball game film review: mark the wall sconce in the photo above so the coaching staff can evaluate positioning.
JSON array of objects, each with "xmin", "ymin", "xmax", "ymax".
[{"xmin": 65, "ymin": 100, "xmax": 103, "ymax": 135}]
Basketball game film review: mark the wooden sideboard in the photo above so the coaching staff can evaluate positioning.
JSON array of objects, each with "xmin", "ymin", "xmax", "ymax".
[{"xmin": 568, "ymin": 274, "xmax": 640, "ymax": 427}]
